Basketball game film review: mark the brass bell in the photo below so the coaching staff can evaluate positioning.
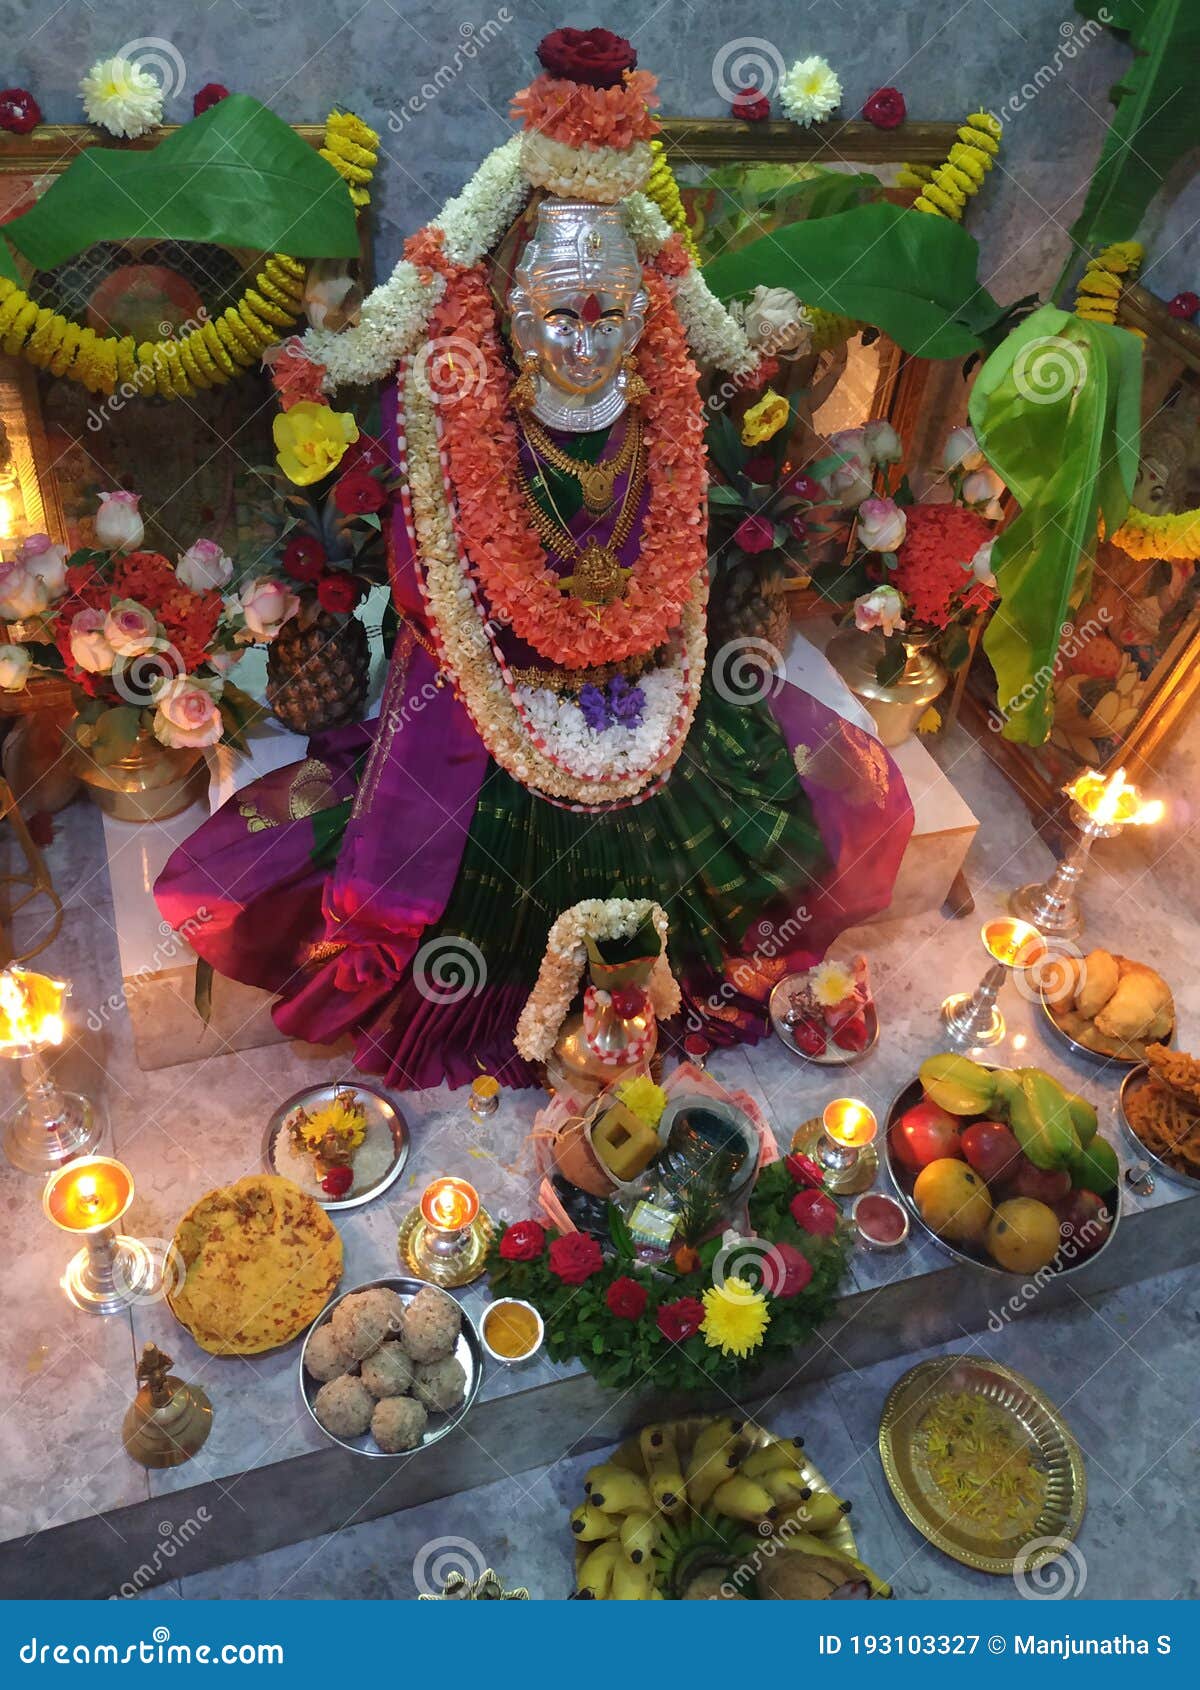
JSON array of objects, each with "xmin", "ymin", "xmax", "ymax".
[{"xmin": 122, "ymin": 1343, "xmax": 212, "ymax": 1469}]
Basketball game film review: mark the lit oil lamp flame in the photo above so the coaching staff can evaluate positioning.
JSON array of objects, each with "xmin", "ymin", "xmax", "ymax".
[
  {"xmin": 0, "ymin": 967, "xmax": 68, "ymax": 1051},
  {"xmin": 1065, "ymin": 767, "xmax": 1164, "ymax": 828},
  {"xmin": 420, "ymin": 1177, "xmax": 480, "ymax": 1234},
  {"xmin": 821, "ymin": 1098, "xmax": 878, "ymax": 1150}
]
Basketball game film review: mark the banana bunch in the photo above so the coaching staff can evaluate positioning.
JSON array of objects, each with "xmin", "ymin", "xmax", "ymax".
[{"xmin": 571, "ymin": 1419, "xmax": 888, "ymax": 1599}]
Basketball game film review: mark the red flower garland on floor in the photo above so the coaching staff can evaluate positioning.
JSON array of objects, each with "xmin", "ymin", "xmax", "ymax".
[
  {"xmin": 548, "ymin": 1232, "xmax": 603, "ymax": 1284},
  {"xmin": 656, "ymin": 1295, "xmax": 705, "ymax": 1342},
  {"xmin": 429, "ymin": 262, "xmax": 707, "ymax": 668},
  {"xmin": 499, "ymin": 1220, "xmax": 546, "ymax": 1261},
  {"xmin": 606, "ymin": 1276, "xmax": 648, "ymax": 1320}
]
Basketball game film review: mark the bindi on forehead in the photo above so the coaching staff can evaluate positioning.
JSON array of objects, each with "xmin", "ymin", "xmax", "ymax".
[{"xmin": 541, "ymin": 290, "xmax": 627, "ymax": 323}]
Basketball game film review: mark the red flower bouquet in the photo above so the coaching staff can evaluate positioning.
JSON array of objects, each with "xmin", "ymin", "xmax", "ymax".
[
  {"xmin": 606, "ymin": 1276, "xmax": 648, "ymax": 1321},
  {"xmin": 890, "ymin": 503, "xmax": 995, "ymax": 629},
  {"xmin": 656, "ymin": 1296, "xmax": 705, "ymax": 1343},
  {"xmin": 548, "ymin": 1231, "xmax": 603, "ymax": 1285}
]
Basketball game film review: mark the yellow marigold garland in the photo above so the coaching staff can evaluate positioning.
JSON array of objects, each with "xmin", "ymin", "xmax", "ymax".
[
  {"xmin": 0, "ymin": 108, "xmax": 377, "ymax": 399},
  {"xmin": 1074, "ymin": 240, "xmax": 1143, "ymax": 327},
  {"xmin": 644, "ymin": 137, "xmax": 701, "ymax": 264},
  {"xmin": 1107, "ymin": 504, "xmax": 1200, "ymax": 561},
  {"xmin": 908, "ymin": 112, "xmax": 1003, "ymax": 221}
]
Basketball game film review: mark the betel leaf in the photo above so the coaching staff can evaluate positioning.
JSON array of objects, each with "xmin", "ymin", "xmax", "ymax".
[
  {"xmin": 701, "ymin": 201, "xmax": 1006, "ymax": 359},
  {"xmin": 969, "ymin": 304, "xmax": 1142, "ymax": 744},
  {"xmin": 0, "ymin": 94, "xmax": 359, "ymax": 274},
  {"xmin": 1069, "ymin": 0, "xmax": 1200, "ymax": 252}
]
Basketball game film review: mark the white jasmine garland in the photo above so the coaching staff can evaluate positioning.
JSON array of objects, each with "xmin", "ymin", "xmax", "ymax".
[
  {"xmin": 515, "ymin": 662, "xmax": 688, "ymax": 782},
  {"xmin": 515, "ymin": 898, "xmax": 680, "ymax": 1063},
  {"xmin": 780, "ymin": 55, "xmax": 843, "ymax": 127},
  {"xmin": 433, "ymin": 136, "xmax": 528, "ymax": 266},
  {"xmin": 305, "ymin": 261, "xmax": 444, "ymax": 391},
  {"xmin": 669, "ymin": 266, "xmax": 759, "ymax": 376},
  {"xmin": 622, "ymin": 191, "xmax": 672, "ymax": 254},
  {"xmin": 521, "ymin": 132, "xmax": 652, "ymax": 203}
]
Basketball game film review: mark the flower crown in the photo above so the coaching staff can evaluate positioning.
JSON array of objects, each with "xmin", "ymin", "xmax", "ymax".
[{"xmin": 511, "ymin": 28, "xmax": 659, "ymax": 201}]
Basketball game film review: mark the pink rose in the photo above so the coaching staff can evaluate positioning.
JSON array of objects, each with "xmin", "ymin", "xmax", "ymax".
[
  {"xmin": 94, "ymin": 490, "xmax": 144, "ymax": 552},
  {"xmin": 103, "ymin": 599, "xmax": 159, "ymax": 658},
  {"xmin": 0, "ymin": 559, "xmax": 50, "ymax": 620},
  {"xmin": 69, "ymin": 607, "xmax": 115, "ymax": 674},
  {"xmin": 854, "ymin": 586, "xmax": 906, "ymax": 637},
  {"xmin": 177, "ymin": 538, "xmax": 233, "ymax": 592},
  {"xmin": 238, "ymin": 577, "xmax": 299, "ymax": 641},
  {"xmin": 862, "ymin": 419, "xmax": 902, "ymax": 465},
  {"xmin": 857, "ymin": 497, "xmax": 907, "ymax": 553},
  {"xmin": 151, "ymin": 676, "xmax": 223, "ymax": 749},
  {"xmin": 943, "ymin": 426, "xmax": 984, "ymax": 472},
  {"xmin": 733, "ymin": 514, "xmax": 776, "ymax": 554},
  {"xmin": 15, "ymin": 533, "xmax": 68, "ymax": 598}
]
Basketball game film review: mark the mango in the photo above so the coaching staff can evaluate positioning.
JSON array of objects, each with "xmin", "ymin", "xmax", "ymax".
[{"xmin": 919, "ymin": 1054, "xmax": 997, "ymax": 1116}]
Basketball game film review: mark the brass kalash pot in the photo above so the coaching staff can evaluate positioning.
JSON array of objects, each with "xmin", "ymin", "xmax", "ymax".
[{"xmin": 545, "ymin": 942, "xmax": 659, "ymax": 1104}]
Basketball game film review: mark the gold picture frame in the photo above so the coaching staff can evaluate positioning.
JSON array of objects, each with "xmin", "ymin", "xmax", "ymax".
[{"xmin": 963, "ymin": 283, "xmax": 1200, "ymax": 834}]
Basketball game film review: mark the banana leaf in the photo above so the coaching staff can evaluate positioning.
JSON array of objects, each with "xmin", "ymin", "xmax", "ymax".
[
  {"xmin": 1069, "ymin": 0, "xmax": 1200, "ymax": 251},
  {"xmin": 969, "ymin": 304, "xmax": 1142, "ymax": 744},
  {"xmin": 701, "ymin": 201, "xmax": 1006, "ymax": 359},
  {"xmin": 0, "ymin": 95, "xmax": 359, "ymax": 274}
]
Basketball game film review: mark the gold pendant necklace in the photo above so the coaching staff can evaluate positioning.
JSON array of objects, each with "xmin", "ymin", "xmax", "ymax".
[
  {"xmin": 517, "ymin": 430, "xmax": 648, "ymax": 609},
  {"xmin": 523, "ymin": 412, "xmax": 640, "ymax": 515}
]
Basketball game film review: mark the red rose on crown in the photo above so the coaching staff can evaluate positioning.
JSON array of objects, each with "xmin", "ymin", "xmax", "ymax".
[
  {"xmin": 548, "ymin": 1231, "xmax": 603, "ymax": 1284},
  {"xmin": 656, "ymin": 1296, "xmax": 705, "ymax": 1343},
  {"xmin": 499, "ymin": 1219, "xmax": 546, "ymax": 1262},
  {"xmin": 606, "ymin": 1276, "xmax": 648, "ymax": 1320},
  {"xmin": 536, "ymin": 27, "xmax": 637, "ymax": 89}
]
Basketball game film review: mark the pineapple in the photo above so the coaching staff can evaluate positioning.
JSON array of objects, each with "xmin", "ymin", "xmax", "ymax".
[
  {"xmin": 266, "ymin": 594, "xmax": 370, "ymax": 735},
  {"xmin": 709, "ymin": 557, "xmax": 793, "ymax": 660}
]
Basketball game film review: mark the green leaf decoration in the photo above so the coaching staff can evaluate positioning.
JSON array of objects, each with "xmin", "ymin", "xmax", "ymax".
[
  {"xmin": 969, "ymin": 304, "xmax": 1142, "ymax": 744},
  {"xmin": 1069, "ymin": 0, "xmax": 1200, "ymax": 252},
  {"xmin": 0, "ymin": 95, "xmax": 359, "ymax": 275},
  {"xmin": 89, "ymin": 704, "xmax": 143, "ymax": 765},
  {"xmin": 701, "ymin": 202, "xmax": 1005, "ymax": 359}
]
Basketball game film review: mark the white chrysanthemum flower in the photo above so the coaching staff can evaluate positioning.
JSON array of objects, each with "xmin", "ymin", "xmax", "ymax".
[
  {"xmin": 80, "ymin": 56, "xmax": 164, "ymax": 139},
  {"xmin": 780, "ymin": 55, "xmax": 842, "ymax": 128}
]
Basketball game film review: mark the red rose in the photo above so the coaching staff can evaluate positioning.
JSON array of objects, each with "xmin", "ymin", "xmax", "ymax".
[
  {"xmin": 548, "ymin": 1231, "xmax": 603, "ymax": 1285},
  {"xmin": 863, "ymin": 87, "xmax": 906, "ymax": 130},
  {"xmin": 1168, "ymin": 291, "xmax": 1199, "ymax": 322},
  {"xmin": 785, "ymin": 1152, "xmax": 825, "ymax": 1189},
  {"xmin": 499, "ymin": 1220, "xmax": 546, "ymax": 1262},
  {"xmin": 772, "ymin": 1241, "xmax": 814, "ymax": 1298},
  {"xmin": 786, "ymin": 472, "xmax": 825, "ymax": 504},
  {"xmin": 610, "ymin": 986, "xmax": 646, "ymax": 1019},
  {"xmin": 790, "ymin": 1189, "xmax": 839, "ymax": 1236},
  {"xmin": 606, "ymin": 1276, "xmax": 648, "ymax": 1321},
  {"xmin": 333, "ymin": 469, "xmax": 387, "ymax": 515},
  {"xmin": 193, "ymin": 83, "xmax": 230, "ymax": 117},
  {"xmin": 656, "ymin": 1296, "xmax": 705, "ymax": 1343},
  {"xmin": 343, "ymin": 434, "xmax": 390, "ymax": 473},
  {"xmin": 317, "ymin": 573, "xmax": 364, "ymax": 614},
  {"xmin": 743, "ymin": 454, "xmax": 777, "ymax": 484},
  {"xmin": 281, "ymin": 534, "xmax": 327, "ymax": 582},
  {"xmin": 732, "ymin": 87, "xmax": 770, "ymax": 122},
  {"xmin": 536, "ymin": 27, "xmax": 636, "ymax": 89},
  {"xmin": 786, "ymin": 513, "xmax": 809, "ymax": 543},
  {"xmin": 734, "ymin": 514, "xmax": 775, "ymax": 554},
  {"xmin": 0, "ymin": 88, "xmax": 41, "ymax": 134}
]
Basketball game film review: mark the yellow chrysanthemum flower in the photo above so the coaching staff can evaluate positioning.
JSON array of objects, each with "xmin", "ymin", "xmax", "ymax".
[
  {"xmin": 701, "ymin": 1278, "xmax": 771, "ymax": 1358},
  {"xmin": 273, "ymin": 400, "xmax": 359, "ymax": 484},
  {"xmin": 810, "ymin": 959, "xmax": 855, "ymax": 1008},
  {"xmin": 917, "ymin": 705, "xmax": 942, "ymax": 734},
  {"xmin": 616, "ymin": 1074, "xmax": 668, "ymax": 1127},
  {"xmin": 740, "ymin": 388, "xmax": 789, "ymax": 446},
  {"xmin": 294, "ymin": 1096, "xmax": 367, "ymax": 1154}
]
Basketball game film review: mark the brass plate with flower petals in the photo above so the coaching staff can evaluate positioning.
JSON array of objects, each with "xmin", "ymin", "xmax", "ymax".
[{"xmin": 878, "ymin": 1356, "xmax": 1086, "ymax": 1575}]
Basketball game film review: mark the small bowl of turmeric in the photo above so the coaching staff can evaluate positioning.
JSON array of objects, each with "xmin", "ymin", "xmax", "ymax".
[{"xmin": 480, "ymin": 1297, "xmax": 545, "ymax": 1366}]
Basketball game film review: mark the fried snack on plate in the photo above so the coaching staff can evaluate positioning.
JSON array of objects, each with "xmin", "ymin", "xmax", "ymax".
[
  {"xmin": 1074, "ymin": 949, "xmax": 1119, "ymax": 1018},
  {"xmin": 1094, "ymin": 964, "xmax": 1173, "ymax": 1042}
]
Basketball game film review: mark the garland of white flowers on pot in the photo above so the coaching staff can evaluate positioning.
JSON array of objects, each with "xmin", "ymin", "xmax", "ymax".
[
  {"xmin": 304, "ymin": 137, "xmax": 757, "ymax": 391},
  {"xmin": 515, "ymin": 898, "xmax": 681, "ymax": 1064}
]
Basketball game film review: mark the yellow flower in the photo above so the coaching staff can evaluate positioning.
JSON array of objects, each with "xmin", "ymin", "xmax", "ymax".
[
  {"xmin": 616, "ymin": 1074, "xmax": 668, "ymax": 1127},
  {"xmin": 700, "ymin": 1278, "xmax": 771, "ymax": 1358},
  {"xmin": 810, "ymin": 959, "xmax": 855, "ymax": 1008},
  {"xmin": 294, "ymin": 1095, "xmax": 367, "ymax": 1153},
  {"xmin": 273, "ymin": 400, "xmax": 359, "ymax": 484},
  {"xmin": 917, "ymin": 705, "xmax": 942, "ymax": 734},
  {"xmin": 740, "ymin": 388, "xmax": 789, "ymax": 447}
]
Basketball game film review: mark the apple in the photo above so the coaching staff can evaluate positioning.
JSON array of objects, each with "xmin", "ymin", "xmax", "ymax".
[
  {"xmin": 1011, "ymin": 1156, "xmax": 1072, "ymax": 1204},
  {"xmin": 1055, "ymin": 1189, "xmax": 1112, "ymax": 1257},
  {"xmin": 960, "ymin": 1120, "xmax": 1021, "ymax": 1188},
  {"xmin": 892, "ymin": 1098, "xmax": 962, "ymax": 1170}
]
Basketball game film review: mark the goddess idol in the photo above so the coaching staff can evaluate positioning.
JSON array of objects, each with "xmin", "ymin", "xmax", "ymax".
[{"xmin": 156, "ymin": 29, "xmax": 913, "ymax": 1088}]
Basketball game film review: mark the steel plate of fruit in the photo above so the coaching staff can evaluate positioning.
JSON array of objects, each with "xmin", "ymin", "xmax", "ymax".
[
  {"xmin": 879, "ymin": 1356, "xmax": 1085, "ymax": 1575},
  {"xmin": 570, "ymin": 1416, "xmax": 891, "ymax": 1600},
  {"xmin": 768, "ymin": 956, "xmax": 878, "ymax": 1065},
  {"xmin": 884, "ymin": 1055, "xmax": 1121, "ymax": 1279}
]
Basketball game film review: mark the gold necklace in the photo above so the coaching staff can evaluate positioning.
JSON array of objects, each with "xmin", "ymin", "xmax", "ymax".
[
  {"xmin": 522, "ymin": 412, "xmax": 641, "ymax": 514},
  {"xmin": 516, "ymin": 433, "xmax": 648, "ymax": 608}
]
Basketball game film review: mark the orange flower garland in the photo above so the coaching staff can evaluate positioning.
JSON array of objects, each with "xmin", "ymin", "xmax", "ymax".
[
  {"xmin": 510, "ymin": 69, "xmax": 660, "ymax": 151},
  {"xmin": 430, "ymin": 263, "xmax": 707, "ymax": 669}
]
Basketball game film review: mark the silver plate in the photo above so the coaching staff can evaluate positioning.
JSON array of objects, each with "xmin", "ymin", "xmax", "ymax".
[
  {"xmin": 1119, "ymin": 1064, "xmax": 1200, "ymax": 1193},
  {"xmin": 768, "ymin": 973, "xmax": 879, "ymax": 1065},
  {"xmin": 300, "ymin": 1276, "xmax": 483, "ymax": 1459},
  {"xmin": 883, "ymin": 1071, "xmax": 1121, "ymax": 1280},
  {"xmin": 1039, "ymin": 985, "xmax": 1173, "ymax": 1072},
  {"xmin": 264, "ymin": 1081, "xmax": 409, "ymax": 1212}
]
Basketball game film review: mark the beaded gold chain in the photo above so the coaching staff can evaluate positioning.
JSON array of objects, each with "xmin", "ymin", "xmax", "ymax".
[
  {"xmin": 522, "ymin": 411, "xmax": 640, "ymax": 514},
  {"xmin": 516, "ymin": 424, "xmax": 648, "ymax": 608}
]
